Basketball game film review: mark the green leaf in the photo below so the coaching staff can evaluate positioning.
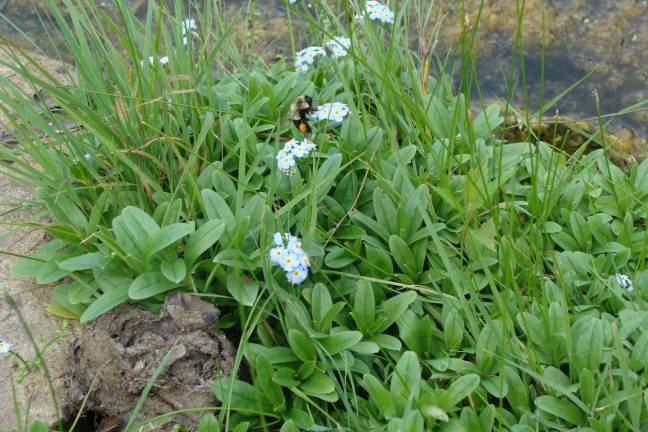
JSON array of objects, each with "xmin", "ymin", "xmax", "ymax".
[
  {"xmin": 314, "ymin": 153, "xmax": 343, "ymax": 195},
  {"xmin": 353, "ymin": 280, "xmax": 375, "ymax": 333},
  {"xmin": 51, "ymin": 285, "xmax": 85, "ymax": 318},
  {"xmin": 443, "ymin": 305, "xmax": 464, "ymax": 351},
  {"xmin": 574, "ymin": 317, "xmax": 603, "ymax": 370},
  {"xmin": 535, "ymin": 395, "xmax": 585, "ymax": 426},
  {"xmin": 255, "ymin": 354, "xmax": 285, "ymax": 412},
  {"xmin": 397, "ymin": 310, "xmax": 422, "ymax": 353},
  {"xmin": 365, "ymin": 244, "xmax": 393, "ymax": 275},
  {"xmin": 476, "ymin": 323, "xmax": 499, "ymax": 374},
  {"xmin": 570, "ymin": 211, "xmax": 592, "ymax": 250},
  {"xmin": 324, "ymin": 246, "xmax": 356, "ymax": 268},
  {"xmin": 67, "ymin": 280, "xmax": 97, "ymax": 304},
  {"xmin": 631, "ymin": 332, "xmax": 648, "ymax": 371},
  {"xmin": 299, "ymin": 371, "xmax": 335, "ymax": 395},
  {"xmin": 201, "ymin": 189, "xmax": 236, "ymax": 231},
  {"xmin": 399, "ymin": 411, "xmax": 424, "ymax": 432},
  {"xmin": 288, "ymin": 329, "xmax": 317, "ymax": 362},
  {"xmin": 273, "ymin": 367, "xmax": 300, "ymax": 387},
  {"xmin": 36, "ymin": 260, "xmax": 70, "ymax": 284},
  {"xmin": 185, "ymin": 219, "xmax": 225, "ymax": 269},
  {"xmin": 226, "ymin": 271, "xmax": 259, "ymax": 306},
  {"xmin": 578, "ymin": 369, "xmax": 595, "ymax": 406},
  {"xmin": 390, "ymin": 351, "xmax": 421, "ymax": 401},
  {"xmin": 232, "ymin": 421, "xmax": 249, "ymax": 432},
  {"xmin": 352, "ymin": 211, "xmax": 390, "ymax": 241},
  {"xmin": 422, "ymin": 405, "xmax": 449, "ymax": 422},
  {"xmin": 439, "ymin": 374, "xmax": 481, "ymax": 409},
  {"xmin": 59, "ymin": 252, "xmax": 108, "ymax": 271},
  {"xmin": 144, "ymin": 223, "xmax": 194, "ymax": 257},
  {"xmin": 504, "ymin": 366, "xmax": 530, "ymax": 414},
  {"xmin": 318, "ymin": 302, "xmax": 345, "ymax": 334},
  {"xmin": 11, "ymin": 256, "xmax": 45, "ymax": 278},
  {"xmin": 634, "ymin": 157, "xmax": 648, "ymax": 194},
  {"xmin": 588, "ymin": 213, "xmax": 612, "ymax": 245},
  {"xmin": 114, "ymin": 206, "xmax": 159, "ymax": 257},
  {"xmin": 473, "ymin": 104, "xmax": 504, "ymax": 140},
  {"xmin": 363, "ymin": 374, "xmax": 395, "ymax": 418},
  {"xmin": 160, "ymin": 259, "xmax": 186, "ymax": 284},
  {"xmin": 197, "ymin": 414, "xmax": 219, "ymax": 432},
  {"xmin": 128, "ymin": 272, "xmax": 179, "ymax": 300},
  {"xmin": 279, "ymin": 420, "xmax": 300, "ymax": 432},
  {"xmin": 482, "ymin": 375, "xmax": 508, "ymax": 398},
  {"xmin": 388, "ymin": 235, "xmax": 418, "ymax": 279},
  {"xmin": 44, "ymin": 193, "xmax": 88, "ymax": 228},
  {"xmin": 348, "ymin": 341, "xmax": 380, "ymax": 354},
  {"xmin": 373, "ymin": 188, "xmax": 397, "ymax": 236},
  {"xmin": 372, "ymin": 291, "xmax": 417, "ymax": 334},
  {"xmin": 318, "ymin": 331, "xmax": 363, "ymax": 355},
  {"xmin": 46, "ymin": 303, "xmax": 80, "ymax": 320},
  {"xmin": 81, "ymin": 283, "xmax": 130, "ymax": 323},
  {"xmin": 370, "ymin": 334, "xmax": 402, "ymax": 351},
  {"xmin": 29, "ymin": 421, "xmax": 50, "ymax": 432},
  {"xmin": 432, "ymin": 185, "xmax": 462, "ymax": 212},
  {"xmin": 213, "ymin": 377, "xmax": 269, "ymax": 411},
  {"xmin": 543, "ymin": 221, "xmax": 563, "ymax": 234},
  {"xmin": 311, "ymin": 283, "xmax": 332, "ymax": 331}
]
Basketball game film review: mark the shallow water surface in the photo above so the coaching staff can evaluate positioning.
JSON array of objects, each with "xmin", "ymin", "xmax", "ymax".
[{"xmin": 1, "ymin": 0, "xmax": 646, "ymax": 138}]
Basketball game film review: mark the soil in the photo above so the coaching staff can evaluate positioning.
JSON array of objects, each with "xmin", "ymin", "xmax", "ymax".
[
  {"xmin": 62, "ymin": 292, "xmax": 235, "ymax": 430},
  {"xmin": 0, "ymin": 49, "xmax": 76, "ymax": 430},
  {"xmin": 0, "ymin": 171, "xmax": 73, "ymax": 430}
]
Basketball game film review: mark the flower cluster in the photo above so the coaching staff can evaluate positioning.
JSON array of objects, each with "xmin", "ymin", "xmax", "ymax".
[
  {"xmin": 0, "ymin": 337, "xmax": 11, "ymax": 354},
  {"xmin": 295, "ymin": 46, "xmax": 327, "ymax": 73},
  {"xmin": 615, "ymin": 273, "xmax": 634, "ymax": 293},
  {"xmin": 269, "ymin": 232, "xmax": 311, "ymax": 284},
  {"xmin": 182, "ymin": 19, "xmax": 198, "ymax": 46},
  {"xmin": 311, "ymin": 102, "xmax": 350, "ymax": 123},
  {"xmin": 182, "ymin": 19, "xmax": 198, "ymax": 33},
  {"xmin": 294, "ymin": 37, "xmax": 352, "ymax": 72},
  {"xmin": 361, "ymin": 1, "xmax": 395, "ymax": 24},
  {"xmin": 140, "ymin": 56, "xmax": 169, "ymax": 66},
  {"xmin": 325, "ymin": 37, "xmax": 351, "ymax": 58},
  {"xmin": 276, "ymin": 138, "xmax": 317, "ymax": 174}
]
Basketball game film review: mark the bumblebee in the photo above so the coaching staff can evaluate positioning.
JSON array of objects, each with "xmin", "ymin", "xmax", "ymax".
[{"xmin": 290, "ymin": 95, "xmax": 314, "ymax": 134}]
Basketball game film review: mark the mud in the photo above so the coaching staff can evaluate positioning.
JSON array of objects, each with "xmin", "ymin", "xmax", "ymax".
[{"xmin": 62, "ymin": 292, "xmax": 235, "ymax": 429}]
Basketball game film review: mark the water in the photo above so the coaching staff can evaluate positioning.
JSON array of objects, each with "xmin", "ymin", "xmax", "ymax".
[
  {"xmin": 1, "ymin": 0, "xmax": 646, "ymax": 139},
  {"xmin": 435, "ymin": 0, "xmax": 648, "ymax": 137}
]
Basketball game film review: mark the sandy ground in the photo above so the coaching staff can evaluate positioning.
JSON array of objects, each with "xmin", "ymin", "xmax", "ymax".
[
  {"xmin": 0, "ymin": 174, "xmax": 73, "ymax": 429},
  {"xmin": 0, "ymin": 49, "xmax": 73, "ymax": 429}
]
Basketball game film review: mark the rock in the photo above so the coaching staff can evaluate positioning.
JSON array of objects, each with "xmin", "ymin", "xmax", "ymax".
[{"xmin": 62, "ymin": 292, "xmax": 235, "ymax": 429}]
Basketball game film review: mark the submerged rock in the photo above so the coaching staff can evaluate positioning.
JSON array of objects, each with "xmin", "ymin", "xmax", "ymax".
[
  {"xmin": 62, "ymin": 292, "xmax": 235, "ymax": 429},
  {"xmin": 483, "ymin": 101, "xmax": 646, "ymax": 168}
]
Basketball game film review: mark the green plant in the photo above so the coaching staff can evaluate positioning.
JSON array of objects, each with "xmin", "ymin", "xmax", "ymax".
[{"xmin": 2, "ymin": 0, "xmax": 648, "ymax": 431}]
